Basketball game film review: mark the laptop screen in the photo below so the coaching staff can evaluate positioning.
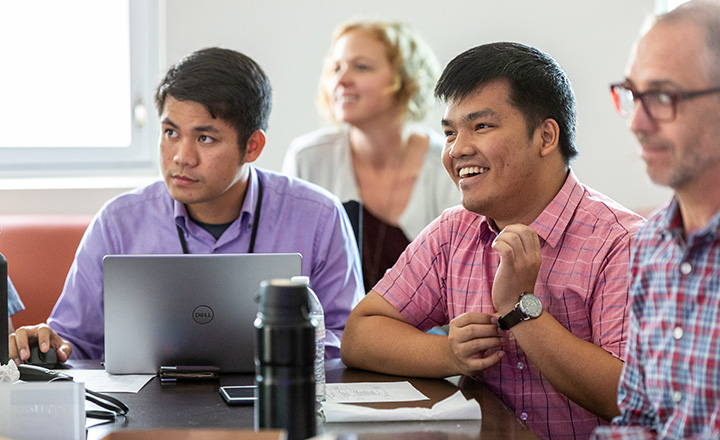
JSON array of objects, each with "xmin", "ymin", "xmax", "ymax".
[{"xmin": 103, "ymin": 253, "xmax": 302, "ymax": 374}]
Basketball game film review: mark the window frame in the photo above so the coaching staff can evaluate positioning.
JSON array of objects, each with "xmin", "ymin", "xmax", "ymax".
[{"xmin": 0, "ymin": 0, "xmax": 160, "ymax": 178}]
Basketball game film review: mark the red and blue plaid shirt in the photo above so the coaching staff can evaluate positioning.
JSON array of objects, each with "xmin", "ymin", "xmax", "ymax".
[
  {"xmin": 376, "ymin": 171, "xmax": 643, "ymax": 439},
  {"xmin": 615, "ymin": 198, "xmax": 720, "ymax": 439}
]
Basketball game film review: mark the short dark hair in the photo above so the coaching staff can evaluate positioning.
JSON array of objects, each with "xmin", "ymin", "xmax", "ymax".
[
  {"xmin": 154, "ymin": 47, "xmax": 272, "ymax": 153},
  {"xmin": 435, "ymin": 42, "xmax": 578, "ymax": 164}
]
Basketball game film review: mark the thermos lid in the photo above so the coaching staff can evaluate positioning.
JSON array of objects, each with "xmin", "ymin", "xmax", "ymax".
[{"xmin": 257, "ymin": 279, "xmax": 309, "ymax": 322}]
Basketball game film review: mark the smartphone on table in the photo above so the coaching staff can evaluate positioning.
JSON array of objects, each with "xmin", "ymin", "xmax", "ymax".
[{"xmin": 219, "ymin": 385, "xmax": 257, "ymax": 405}]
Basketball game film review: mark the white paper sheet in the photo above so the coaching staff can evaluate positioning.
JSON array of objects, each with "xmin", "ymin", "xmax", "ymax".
[
  {"xmin": 323, "ymin": 390, "xmax": 482, "ymax": 422},
  {"xmin": 325, "ymin": 381, "xmax": 429, "ymax": 403},
  {"xmin": 0, "ymin": 361, "xmax": 20, "ymax": 383},
  {"xmin": 56, "ymin": 369, "xmax": 154, "ymax": 393}
]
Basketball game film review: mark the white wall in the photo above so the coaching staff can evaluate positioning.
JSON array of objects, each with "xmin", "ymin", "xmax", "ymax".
[{"xmin": 1, "ymin": 0, "xmax": 673, "ymax": 215}]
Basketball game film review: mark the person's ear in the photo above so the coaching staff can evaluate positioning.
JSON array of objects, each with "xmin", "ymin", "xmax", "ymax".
[
  {"xmin": 243, "ymin": 130, "xmax": 266, "ymax": 163},
  {"xmin": 538, "ymin": 118, "xmax": 560, "ymax": 158}
]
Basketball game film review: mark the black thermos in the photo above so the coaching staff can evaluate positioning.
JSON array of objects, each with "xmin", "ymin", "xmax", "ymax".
[
  {"xmin": 255, "ymin": 279, "xmax": 316, "ymax": 440},
  {"xmin": 1, "ymin": 253, "xmax": 8, "ymax": 365}
]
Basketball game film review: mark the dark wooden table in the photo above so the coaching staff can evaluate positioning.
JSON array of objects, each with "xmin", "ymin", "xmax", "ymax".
[{"xmin": 65, "ymin": 359, "xmax": 538, "ymax": 440}]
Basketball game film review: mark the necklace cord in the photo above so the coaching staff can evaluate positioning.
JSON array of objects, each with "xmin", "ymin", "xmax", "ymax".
[{"xmin": 176, "ymin": 178, "xmax": 263, "ymax": 254}]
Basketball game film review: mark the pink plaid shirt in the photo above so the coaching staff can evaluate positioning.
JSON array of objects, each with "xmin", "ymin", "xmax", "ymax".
[{"xmin": 376, "ymin": 171, "xmax": 644, "ymax": 440}]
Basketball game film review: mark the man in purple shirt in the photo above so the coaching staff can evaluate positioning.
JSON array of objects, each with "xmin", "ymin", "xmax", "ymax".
[{"xmin": 9, "ymin": 48, "xmax": 363, "ymax": 362}]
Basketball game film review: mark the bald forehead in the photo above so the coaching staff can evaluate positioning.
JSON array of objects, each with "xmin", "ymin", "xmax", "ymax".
[{"xmin": 629, "ymin": 19, "xmax": 717, "ymax": 88}]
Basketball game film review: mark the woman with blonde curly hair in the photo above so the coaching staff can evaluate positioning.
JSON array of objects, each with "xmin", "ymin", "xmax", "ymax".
[{"xmin": 283, "ymin": 20, "xmax": 459, "ymax": 290}]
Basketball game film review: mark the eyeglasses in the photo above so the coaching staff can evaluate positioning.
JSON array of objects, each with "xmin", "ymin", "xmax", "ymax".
[{"xmin": 610, "ymin": 83, "xmax": 720, "ymax": 122}]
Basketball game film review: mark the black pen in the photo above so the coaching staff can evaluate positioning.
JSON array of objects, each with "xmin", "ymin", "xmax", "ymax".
[{"xmin": 158, "ymin": 365, "xmax": 221, "ymax": 382}]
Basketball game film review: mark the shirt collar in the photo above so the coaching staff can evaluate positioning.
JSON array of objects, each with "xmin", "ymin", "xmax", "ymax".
[
  {"xmin": 530, "ymin": 169, "xmax": 581, "ymax": 248},
  {"xmin": 173, "ymin": 166, "xmax": 260, "ymax": 232},
  {"xmin": 660, "ymin": 197, "xmax": 720, "ymax": 241},
  {"xmin": 240, "ymin": 166, "xmax": 261, "ymax": 222},
  {"xmin": 478, "ymin": 169, "xmax": 580, "ymax": 248},
  {"xmin": 658, "ymin": 198, "xmax": 682, "ymax": 238}
]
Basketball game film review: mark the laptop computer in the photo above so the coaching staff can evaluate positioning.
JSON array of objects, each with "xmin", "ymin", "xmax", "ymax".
[{"xmin": 103, "ymin": 253, "xmax": 302, "ymax": 374}]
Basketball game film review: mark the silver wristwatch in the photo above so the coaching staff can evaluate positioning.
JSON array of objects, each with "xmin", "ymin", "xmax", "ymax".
[{"xmin": 498, "ymin": 293, "xmax": 542, "ymax": 330}]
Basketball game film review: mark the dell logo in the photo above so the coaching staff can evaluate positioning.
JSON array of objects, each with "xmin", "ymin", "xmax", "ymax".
[{"xmin": 192, "ymin": 305, "xmax": 214, "ymax": 324}]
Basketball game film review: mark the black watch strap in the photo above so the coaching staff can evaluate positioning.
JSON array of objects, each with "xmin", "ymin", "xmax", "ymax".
[{"xmin": 498, "ymin": 309, "xmax": 524, "ymax": 330}]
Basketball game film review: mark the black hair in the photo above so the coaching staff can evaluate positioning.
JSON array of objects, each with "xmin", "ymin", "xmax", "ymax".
[
  {"xmin": 154, "ymin": 47, "xmax": 272, "ymax": 153},
  {"xmin": 435, "ymin": 42, "xmax": 578, "ymax": 164}
]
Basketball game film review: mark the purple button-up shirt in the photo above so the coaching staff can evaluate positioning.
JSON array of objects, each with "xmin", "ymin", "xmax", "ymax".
[{"xmin": 49, "ymin": 167, "xmax": 364, "ymax": 359}]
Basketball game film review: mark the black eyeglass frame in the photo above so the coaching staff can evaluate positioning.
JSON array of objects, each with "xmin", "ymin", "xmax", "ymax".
[{"xmin": 610, "ymin": 83, "xmax": 720, "ymax": 122}]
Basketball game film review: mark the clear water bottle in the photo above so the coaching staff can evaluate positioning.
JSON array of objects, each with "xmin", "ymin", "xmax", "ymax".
[
  {"xmin": 291, "ymin": 276, "xmax": 326, "ymax": 403},
  {"xmin": 254, "ymin": 279, "xmax": 316, "ymax": 440}
]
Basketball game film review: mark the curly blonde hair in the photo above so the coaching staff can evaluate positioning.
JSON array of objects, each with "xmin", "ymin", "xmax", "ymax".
[{"xmin": 318, "ymin": 20, "xmax": 440, "ymax": 123}]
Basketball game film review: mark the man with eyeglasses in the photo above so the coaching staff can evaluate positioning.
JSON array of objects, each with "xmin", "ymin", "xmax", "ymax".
[{"xmin": 604, "ymin": 1, "xmax": 720, "ymax": 438}]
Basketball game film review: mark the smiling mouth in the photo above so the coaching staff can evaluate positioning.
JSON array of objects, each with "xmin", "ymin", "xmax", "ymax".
[
  {"xmin": 336, "ymin": 95, "xmax": 358, "ymax": 104},
  {"xmin": 458, "ymin": 166, "xmax": 489, "ymax": 178}
]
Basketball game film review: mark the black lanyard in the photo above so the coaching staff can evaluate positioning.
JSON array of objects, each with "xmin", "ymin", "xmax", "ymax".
[{"xmin": 176, "ymin": 178, "xmax": 263, "ymax": 254}]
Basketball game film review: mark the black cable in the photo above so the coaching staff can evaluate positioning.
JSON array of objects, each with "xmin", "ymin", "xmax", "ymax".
[
  {"xmin": 18, "ymin": 363, "xmax": 129, "ymax": 421},
  {"xmin": 85, "ymin": 388, "xmax": 129, "ymax": 420}
]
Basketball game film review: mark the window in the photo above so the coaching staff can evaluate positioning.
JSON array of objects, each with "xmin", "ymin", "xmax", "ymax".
[
  {"xmin": 0, "ymin": 0, "xmax": 159, "ymax": 177},
  {"xmin": 657, "ymin": 0, "xmax": 690, "ymax": 13}
]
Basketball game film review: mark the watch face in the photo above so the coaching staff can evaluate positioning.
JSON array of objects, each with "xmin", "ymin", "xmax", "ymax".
[{"xmin": 520, "ymin": 294, "xmax": 542, "ymax": 318}]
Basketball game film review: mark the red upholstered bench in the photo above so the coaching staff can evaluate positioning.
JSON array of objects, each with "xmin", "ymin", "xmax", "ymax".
[{"xmin": 0, "ymin": 215, "xmax": 92, "ymax": 328}]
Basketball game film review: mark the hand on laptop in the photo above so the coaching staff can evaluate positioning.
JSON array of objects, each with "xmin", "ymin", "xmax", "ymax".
[{"xmin": 9, "ymin": 323, "xmax": 72, "ymax": 365}]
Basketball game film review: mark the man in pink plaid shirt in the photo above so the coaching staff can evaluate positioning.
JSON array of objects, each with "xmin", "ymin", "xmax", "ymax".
[{"xmin": 341, "ymin": 42, "xmax": 644, "ymax": 439}]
